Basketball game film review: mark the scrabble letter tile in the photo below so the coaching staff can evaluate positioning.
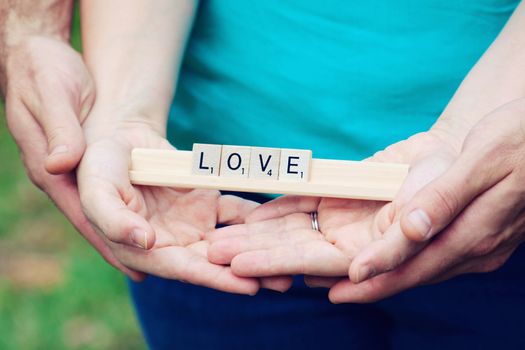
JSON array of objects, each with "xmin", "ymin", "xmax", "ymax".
[
  {"xmin": 192, "ymin": 143, "xmax": 222, "ymax": 176},
  {"xmin": 278, "ymin": 148, "xmax": 312, "ymax": 181},
  {"xmin": 220, "ymin": 145, "xmax": 251, "ymax": 177},
  {"xmin": 249, "ymin": 147, "xmax": 280, "ymax": 180}
]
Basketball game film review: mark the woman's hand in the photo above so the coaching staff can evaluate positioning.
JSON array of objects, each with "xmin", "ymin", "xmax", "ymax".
[
  {"xmin": 206, "ymin": 131, "xmax": 457, "ymax": 289},
  {"xmin": 77, "ymin": 0, "xmax": 295, "ymax": 292},
  {"xmin": 77, "ymin": 109, "xmax": 292, "ymax": 294}
]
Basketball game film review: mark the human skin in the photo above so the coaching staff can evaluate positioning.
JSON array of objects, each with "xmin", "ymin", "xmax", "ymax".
[
  {"xmin": 0, "ymin": 0, "xmax": 141, "ymax": 280},
  {"xmin": 78, "ymin": 0, "xmax": 291, "ymax": 293},
  {"xmin": 208, "ymin": 102, "xmax": 525, "ymax": 302},
  {"xmin": 207, "ymin": 131, "xmax": 457, "ymax": 296},
  {"xmin": 328, "ymin": 99, "xmax": 525, "ymax": 302},
  {"xmin": 208, "ymin": 2, "xmax": 525, "ymax": 302}
]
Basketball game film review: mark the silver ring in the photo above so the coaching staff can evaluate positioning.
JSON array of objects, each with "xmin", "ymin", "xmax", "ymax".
[{"xmin": 310, "ymin": 211, "xmax": 319, "ymax": 231}]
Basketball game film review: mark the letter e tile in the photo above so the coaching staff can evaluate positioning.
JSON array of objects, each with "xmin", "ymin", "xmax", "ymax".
[{"xmin": 278, "ymin": 148, "xmax": 312, "ymax": 182}]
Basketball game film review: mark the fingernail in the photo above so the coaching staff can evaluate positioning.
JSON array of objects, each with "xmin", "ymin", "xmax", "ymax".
[
  {"xmin": 357, "ymin": 265, "xmax": 375, "ymax": 283},
  {"xmin": 49, "ymin": 145, "xmax": 69, "ymax": 156},
  {"xmin": 131, "ymin": 230, "xmax": 147, "ymax": 249},
  {"xmin": 407, "ymin": 209, "xmax": 432, "ymax": 239}
]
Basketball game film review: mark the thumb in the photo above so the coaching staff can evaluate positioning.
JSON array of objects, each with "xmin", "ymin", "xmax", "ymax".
[
  {"xmin": 39, "ymin": 99, "xmax": 87, "ymax": 175},
  {"xmin": 399, "ymin": 148, "xmax": 508, "ymax": 242},
  {"xmin": 78, "ymin": 141, "xmax": 156, "ymax": 250},
  {"xmin": 33, "ymin": 90, "xmax": 92, "ymax": 174}
]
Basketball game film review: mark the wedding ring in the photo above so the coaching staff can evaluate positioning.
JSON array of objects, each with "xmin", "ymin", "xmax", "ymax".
[{"xmin": 310, "ymin": 211, "xmax": 320, "ymax": 231}]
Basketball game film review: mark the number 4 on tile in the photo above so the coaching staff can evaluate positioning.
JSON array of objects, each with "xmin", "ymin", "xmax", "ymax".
[{"xmin": 249, "ymin": 148, "xmax": 280, "ymax": 179}]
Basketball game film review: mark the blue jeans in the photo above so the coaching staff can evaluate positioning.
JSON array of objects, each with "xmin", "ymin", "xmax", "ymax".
[{"xmin": 129, "ymin": 193, "xmax": 525, "ymax": 349}]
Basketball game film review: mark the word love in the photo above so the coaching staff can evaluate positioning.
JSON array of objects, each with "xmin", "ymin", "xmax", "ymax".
[{"xmin": 191, "ymin": 144, "xmax": 312, "ymax": 182}]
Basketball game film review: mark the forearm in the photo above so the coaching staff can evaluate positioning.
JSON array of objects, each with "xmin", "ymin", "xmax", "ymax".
[
  {"xmin": 0, "ymin": 0, "xmax": 73, "ymax": 94},
  {"xmin": 80, "ymin": 0, "xmax": 197, "ymax": 135},
  {"xmin": 432, "ymin": 1, "xmax": 525, "ymax": 149}
]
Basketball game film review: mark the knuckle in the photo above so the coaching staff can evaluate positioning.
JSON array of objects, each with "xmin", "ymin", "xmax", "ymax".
[
  {"xmin": 468, "ymin": 234, "xmax": 503, "ymax": 258},
  {"xmin": 23, "ymin": 161, "xmax": 47, "ymax": 190},
  {"xmin": 104, "ymin": 208, "xmax": 134, "ymax": 243},
  {"xmin": 427, "ymin": 185, "xmax": 459, "ymax": 220},
  {"xmin": 27, "ymin": 172, "xmax": 44, "ymax": 189},
  {"xmin": 36, "ymin": 68, "xmax": 74, "ymax": 92},
  {"xmin": 469, "ymin": 239, "xmax": 497, "ymax": 257},
  {"xmin": 479, "ymin": 256, "xmax": 507, "ymax": 273},
  {"xmin": 46, "ymin": 125, "xmax": 71, "ymax": 145}
]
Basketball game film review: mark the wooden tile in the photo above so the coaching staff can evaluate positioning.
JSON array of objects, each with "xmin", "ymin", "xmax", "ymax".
[
  {"xmin": 278, "ymin": 148, "xmax": 312, "ymax": 181},
  {"xmin": 249, "ymin": 147, "xmax": 280, "ymax": 180},
  {"xmin": 192, "ymin": 143, "xmax": 222, "ymax": 176},
  {"xmin": 132, "ymin": 148, "xmax": 409, "ymax": 200},
  {"xmin": 220, "ymin": 145, "xmax": 251, "ymax": 177}
]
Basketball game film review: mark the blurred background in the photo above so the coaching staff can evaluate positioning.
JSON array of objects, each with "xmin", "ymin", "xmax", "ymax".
[{"xmin": 0, "ymin": 4, "xmax": 146, "ymax": 350}]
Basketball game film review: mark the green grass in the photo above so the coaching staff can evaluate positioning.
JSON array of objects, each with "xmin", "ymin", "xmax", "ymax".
[{"xmin": 0, "ymin": 4, "xmax": 145, "ymax": 350}]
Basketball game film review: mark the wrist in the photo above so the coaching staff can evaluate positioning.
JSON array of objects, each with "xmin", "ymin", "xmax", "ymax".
[
  {"xmin": 1, "ymin": 34, "xmax": 72, "ymax": 94},
  {"xmin": 1, "ymin": 0, "xmax": 72, "ymax": 44},
  {"xmin": 429, "ymin": 116, "xmax": 471, "ymax": 154},
  {"xmin": 82, "ymin": 104, "xmax": 167, "ymax": 145},
  {"xmin": 431, "ymin": 97, "xmax": 525, "ymax": 154},
  {"xmin": 3, "ymin": 28, "xmax": 70, "ymax": 50},
  {"xmin": 0, "ymin": 0, "xmax": 73, "ymax": 93}
]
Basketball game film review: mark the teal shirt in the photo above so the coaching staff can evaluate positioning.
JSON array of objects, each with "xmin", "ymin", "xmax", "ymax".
[{"xmin": 168, "ymin": 0, "xmax": 519, "ymax": 160}]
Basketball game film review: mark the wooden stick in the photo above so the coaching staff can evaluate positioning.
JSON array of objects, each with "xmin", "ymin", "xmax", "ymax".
[{"xmin": 129, "ymin": 148, "xmax": 409, "ymax": 201}]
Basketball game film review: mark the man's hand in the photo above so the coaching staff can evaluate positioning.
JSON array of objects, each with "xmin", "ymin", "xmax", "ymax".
[
  {"xmin": 327, "ymin": 98, "xmax": 525, "ymax": 303},
  {"xmin": 6, "ymin": 36, "xmax": 91, "ymax": 173},
  {"xmin": 3, "ymin": 35, "xmax": 141, "ymax": 280}
]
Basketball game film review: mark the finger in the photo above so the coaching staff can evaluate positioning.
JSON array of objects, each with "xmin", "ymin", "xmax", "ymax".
[
  {"xmin": 399, "ymin": 147, "xmax": 511, "ymax": 242},
  {"xmin": 304, "ymin": 276, "xmax": 342, "ymax": 289},
  {"xmin": 375, "ymin": 202, "xmax": 394, "ymax": 235},
  {"xmin": 260, "ymin": 276, "xmax": 294, "ymax": 293},
  {"xmin": 36, "ymin": 97, "xmax": 87, "ymax": 175},
  {"xmin": 389, "ymin": 152, "xmax": 454, "ymax": 220},
  {"xmin": 348, "ymin": 221, "xmax": 423, "ymax": 283},
  {"xmin": 217, "ymin": 195, "xmax": 259, "ymax": 225},
  {"xmin": 245, "ymin": 196, "xmax": 321, "ymax": 223},
  {"xmin": 231, "ymin": 241, "xmax": 349, "ymax": 277},
  {"xmin": 78, "ymin": 143, "xmax": 156, "ymax": 249},
  {"xmin": 208, "ymin": 224, "xmax": 317, "ymax": 265},
  {"xmin": 424, "ymin": 247, "xmax": 514, "ymax": 285},
  {"xmin": 206, "ymin": 223, "xmax": 251, "ymax": 242},
  {"xmin": 334, "ymin": 244, "xmax": 514, "ymax": 304},
  {"xmin": 82, "ymin": 179, "xmax": 156, "ymax": 250},
  {"xmin": 46, "ymin": 174, "xmax": 146, "ymax": 281},
  {"xmin": 114, "ymin": 241, "xmax": 260, "ymax": 295},
  {"xmin": 208, "ymin": 226, "xmax": 316, "ymax": 265},
  {"xmin": 328, "ymin": 233, "xmax": 460, "ymax": 303},
  {"xmin": 207, "ymin": 212, "xmax": 311, "ymax": 242}
]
